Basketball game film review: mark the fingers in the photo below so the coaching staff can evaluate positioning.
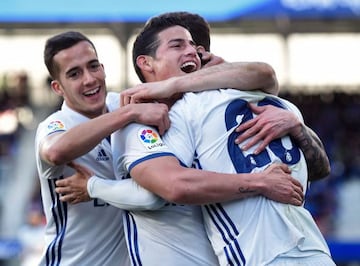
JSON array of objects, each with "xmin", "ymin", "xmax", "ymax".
[
  {"xmin": 55, "ymin": 185, "xmax": 70, "ymax": 194},
  {"xmin": 240, "ymin": 131, "xmax": 263, "ymax": 151},
  {"xmin": 157, "ymin": 116, "xmax": 170, "ymax": 135},
  {"xmin": 292, "ymin": 185, "xmax": 305, "ymax": 206},
  {"xmin": 121, "ymin": 85, "xmax": 151, "ymax": 105},
  {"xmin": 235, "ymin": 117, "xmax": 257, "ymax": 134},
  {"xmin": 234, "ymin": 104, "xmax": 279, "ymax": 153},
  {"xmin": 55, "ymin": 180, "xmax": 78, "ymax": 196},
  {"xmin": 277, "ymin": 163, "xmax": 291, "ymax": 174},
  {"xmin": 157, "ymin": 125, "xmax": 165, "ymax": 136},
  {"xmin": 120, "ymin": 90, "xmax": 137, "ymax": 106},
  {"xmin": 295, "ymin": 190, "xmax": 305, "ymax": 204},
  {"xmin": 58, "ymin": 193, "xmax": 85, "ymax": 204},
  {"xmin": 248, "ymin": 103, "xmax": 265, "ymax": 114},
  {"xmin": 235, "ymin": 119, "xmax": 258, "ymax": 144},
  {"xmin": 235, "ymin": 120, "xmax": 266, "ymax": 153},
  {"xmin": 291, "ymin": 196, "xmax": 304, "ymax": 206},
  {"xmin": 253, "ymin": 139, "xmax": 268, "ymax": 155},
  {"xmin": 289, "ymin": 176, "xmax": 304, "ymax": 205},
  {"xmin": 67, "ymin": 161, "xmax": 93, "ymax": 177},
  {"xmin": 120, "ymin": 92, "xmax": 127, "ymax": 106},
  {"xmin": 235, "ymin": 104, "xmax": 265, "ymax": 136},
  {"xmin": 58, "ymin": 193, "xmax": 73, "ymax": 202},
  {"xmin": 156, "ymin": 104, "xmax": 170, "ymax": 135},
  {"xmin": 264, "ymin": 163, "xmax": 305, "ymax": 206},
  {"xmin": 54, "ymin": 186, "xmax": 78, "ymax": 204},
  {"xmin": 55, "ymin": 186, "xmax": 91, "ymax": 204},
  {"xmin": 162, "ymin": 116, "xmax": 171, "ymax": 135}
]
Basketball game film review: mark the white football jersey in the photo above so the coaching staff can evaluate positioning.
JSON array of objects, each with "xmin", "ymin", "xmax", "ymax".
[
  {"xmin": 162, "ymin": 89, "xmax": 331, "ymax": 266},
  {"xmin": 112, "ymin": 124, "xmax": 219, "ymax": 266},
  {"xmin": 35, "ymin": 92, "xmax": 130, "ymax": 266}
]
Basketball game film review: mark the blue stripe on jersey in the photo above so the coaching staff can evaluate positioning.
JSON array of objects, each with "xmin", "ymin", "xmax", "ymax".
[
  {"xmin": 45, "ymin": 177, "xmax": 67, "ymax": 266},
  {"xmin": 125, "ymin": 211, "xmax": 142, "ymax": 266},
  {"xmin": 128, "ymin": 152, "xmax": 175, "ymax": 172},
  {"xmin": 205, "ymin": 204, "xmax": 246, "ymax": 266}
]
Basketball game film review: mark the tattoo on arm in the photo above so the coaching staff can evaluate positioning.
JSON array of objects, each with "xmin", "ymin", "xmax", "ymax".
[
  {"xmin": 238, "ymin": 187, "xmax": 256, "ymax": 195},
  {"xmin": 293, "ymin": 125, "xmax": 330, "ymax": 181}
]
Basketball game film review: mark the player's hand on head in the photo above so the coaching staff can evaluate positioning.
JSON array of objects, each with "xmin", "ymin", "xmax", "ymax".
[
  {"xmin": 55, "ymin": 161, "xmax": 93, "ymax": 204},
  {"xmin": 197, "ymin": 47, "xmax": 225, "ymax": 68},
  {"xmin": 121, "ymin": 84, "xmax": 148, "ymax": 106},
  {"xmin": 121, "ymin": 79, "xmax": 174, "ymax": 106},
  {"xmin": 261, "ymin": 163, "xmax": 304, "ymax": 206},
  {"xmin": 235, "ymin": 104, "xmax": 300, "ymax": 154}
]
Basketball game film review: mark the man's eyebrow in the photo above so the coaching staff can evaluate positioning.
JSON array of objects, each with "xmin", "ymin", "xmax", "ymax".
[
  {"xmin": 65, "ymin": 66, "xmax": 79, "ymax": 76},
  {"xmin": 64, "ymin": 59, "xmax": 99, "ymax": 76},
  {"xmin": 168, "ymin": 38, "xmax": 184, "ymax": 44},
  {"xmin": 168, "ymin": 38, "xmax": 196, "ymax": 46}
]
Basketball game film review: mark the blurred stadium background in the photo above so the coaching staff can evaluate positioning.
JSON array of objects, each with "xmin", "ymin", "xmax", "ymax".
[{"xmin": 0, "ymin": 0, "xmax": 359, "ymax": 265}]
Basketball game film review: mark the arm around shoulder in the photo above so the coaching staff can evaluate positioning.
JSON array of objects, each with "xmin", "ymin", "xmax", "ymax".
[{"xmin": 172, "ymin": 61, "xmax": 279, "ymax": 95}]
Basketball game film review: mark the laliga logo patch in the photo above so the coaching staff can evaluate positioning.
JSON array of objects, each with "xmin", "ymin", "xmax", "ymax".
[
  {"xmin": 47, "ymin": 120, "xmax": 66, "ymax": 133},
  {"xmin": 138, "ymin": 128, "xmax": 165, "ymax": 150}
]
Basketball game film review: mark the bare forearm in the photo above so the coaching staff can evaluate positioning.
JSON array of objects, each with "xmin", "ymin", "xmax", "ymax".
[
  {"xmin": 151, "ymin": 169, "xmax": 260, "ymax": 204},
  {"xmin": 173, "ymin": 62, "xmax": 279, "ymax": 95},
  {"xmin": 42, "ymin": 106, "xmax": 136, "ymax": 165},
  {"xmin": 131, "ymin": 157, "xmax": 303, "ymax": 205},
  {"xmin": 168, "ymin": 164, "xmax": 303, "ymax": 205},
  {"xmin": 291, "ymin": 125, "xmax": 331, "ymax": 181},
  {"xmin": 131, "ymin": 158, "xmax": 260, "ymax": 204},
  {"xmin": 170, "ymin": 169, "xmax": 261, "ymax": 204}
]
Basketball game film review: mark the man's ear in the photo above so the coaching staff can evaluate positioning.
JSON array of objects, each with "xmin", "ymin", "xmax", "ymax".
[
  {"xmin": 101, "ymin": 63, "xmax": 106, "ymax": 79},
  {"xmin": 50, "ymin": 80, "xmax": 64, "ymax": 97},
  {"xmin": 136, "ymin": 55, "xmax": 153, "ymax": 73},
  {"xmin": 197, "ymin": 45, "xmax": 210, "ymax": 66},
  {"xmin": 197, "ymin": 45, "xmax": 206, "ymax": 56}
]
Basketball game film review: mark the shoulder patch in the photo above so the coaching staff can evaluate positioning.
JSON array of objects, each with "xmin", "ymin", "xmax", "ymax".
[
  {"xmin": 47, "ymin": 120, "xmax": 66, "ymax": 133},
  {"xmin": 137, "ymin": 128, "xmax": 166, "ymax": 151}
]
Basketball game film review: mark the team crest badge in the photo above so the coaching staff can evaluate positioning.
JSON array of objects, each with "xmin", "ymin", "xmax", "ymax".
[{"xmin": 138, "ymin": 128, "xmax": 165, "ymax": 150}]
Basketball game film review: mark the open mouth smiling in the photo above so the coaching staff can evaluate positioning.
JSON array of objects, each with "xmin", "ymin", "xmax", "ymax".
[
  {"xmin": 83, "ymin": 87, "xmax": 100, "ymax": 96},
  {"xmin": 180, "ymin": 61, "xmax": 197, "ymax": 73}
]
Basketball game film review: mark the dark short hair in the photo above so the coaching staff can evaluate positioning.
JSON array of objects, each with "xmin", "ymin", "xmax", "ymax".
[
  {"xmin": 162, "ymin": 12, "xmax": 211, "ymax": 52},
  {"xmin": 44, "ymin": 31, "xmax": 97, "ymax": 79},
  {"xmin": 132, "ymin": 12, "xmax": 211, "ymax": 82},
  {"xmin": 132, "ymin": 14, "xmax": 190, "ymax": 82}
]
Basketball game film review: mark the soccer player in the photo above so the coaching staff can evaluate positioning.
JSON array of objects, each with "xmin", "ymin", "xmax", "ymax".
[
  {"xmin": 56, "ymin": 13, "xmax": 332, "ymax": 266},
  {"xmin": 35, "ymin": 31, "xmax": 170, "ymax": 266},
  {"xmin": 118, "ymin": 15, "xmax": 335, "ymax": 265}
]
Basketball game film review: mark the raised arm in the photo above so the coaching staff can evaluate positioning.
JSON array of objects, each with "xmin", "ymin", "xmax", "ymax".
[{"xmin": 121, "ymin": 61, "xmax": 278, "ymax": 105}]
